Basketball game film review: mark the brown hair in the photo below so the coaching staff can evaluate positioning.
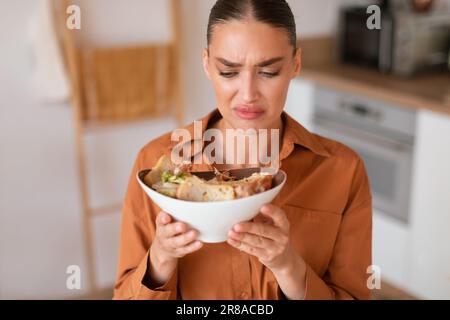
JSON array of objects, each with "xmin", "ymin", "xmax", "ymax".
[{"xmin": 207, "ymin": 0, "xmax": 297, "ymax": 54}]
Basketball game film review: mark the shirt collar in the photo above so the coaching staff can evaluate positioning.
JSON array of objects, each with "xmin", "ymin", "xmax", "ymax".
[
  {"xmin": 280, "ymin": 112, "xmax": 330, "ymax": 159},
  {"xmin": 168, "ymin": 109, "xmax": 330, "ymax": 162}
]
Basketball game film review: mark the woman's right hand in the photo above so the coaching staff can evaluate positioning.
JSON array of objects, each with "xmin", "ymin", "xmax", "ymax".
[{"xmin": 148, "ymin": 211, "xmax": 203, "ymax": 286}]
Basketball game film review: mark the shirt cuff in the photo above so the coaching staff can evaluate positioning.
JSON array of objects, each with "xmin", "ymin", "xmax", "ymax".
[
  {"xmin": 132, "ymin": 250, "xmax": 178, "ymax": 300},
  {"xmin": 303, "ymin": 263, "xmax": 334, "ymax": 300}
]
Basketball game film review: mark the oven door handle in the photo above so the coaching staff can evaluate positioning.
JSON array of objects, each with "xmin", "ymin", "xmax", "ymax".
[{"xmin": 313, "ymin": 115, "xmax": 413, "ymax": 152}]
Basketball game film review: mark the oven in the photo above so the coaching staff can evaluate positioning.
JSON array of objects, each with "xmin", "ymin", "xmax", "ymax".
[{"xmin": 312, "ymin": 86, "xmax": 417, "ymax": 223}]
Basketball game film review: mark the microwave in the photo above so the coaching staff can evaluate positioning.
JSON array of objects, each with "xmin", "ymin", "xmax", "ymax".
[{"xmin": 338, "ymin": 7, "xmax": 450, "ymax": 76}]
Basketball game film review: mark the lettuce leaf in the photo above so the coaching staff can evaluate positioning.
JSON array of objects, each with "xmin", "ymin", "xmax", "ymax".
[{"xmin": 161, "ymin": 171, "xmax": 187, "ymax": 184}]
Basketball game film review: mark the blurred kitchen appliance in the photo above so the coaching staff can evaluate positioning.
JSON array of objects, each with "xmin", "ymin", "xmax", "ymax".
[
  {"xmin": 338, "ymin": 6, "xmax": 450, "ymax": 76},
  {"xmin": 312, "ymin": 86, "xmax": 417, "ymax": 223}
]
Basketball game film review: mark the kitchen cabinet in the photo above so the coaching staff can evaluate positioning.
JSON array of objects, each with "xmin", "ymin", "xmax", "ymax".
[
  {"xmin": 288, "ymin": 78, "xmax": 450, "ymax": 299},
  {"xmin": 372, "ymin": 209, "xmax": 412, "ymax": 292},
  {"xmin": 407, "ymin": 110, "xmax": 450, "ymax": 299}
]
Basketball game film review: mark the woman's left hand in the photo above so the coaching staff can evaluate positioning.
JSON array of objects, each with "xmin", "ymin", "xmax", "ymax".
[{"xmin": 227, "ymin": 203, "xmax": 296, "ymax": 272}]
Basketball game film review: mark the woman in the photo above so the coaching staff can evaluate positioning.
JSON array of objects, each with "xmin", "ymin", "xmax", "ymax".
[{"xmin": 113, "ymin": 0, "xmax": 372, "ymax": 300}]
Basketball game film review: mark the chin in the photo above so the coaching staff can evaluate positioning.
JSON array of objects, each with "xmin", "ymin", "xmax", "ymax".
[{"xmin": 235, "ymin": 118, "xmax": 271, "ymax": 131}]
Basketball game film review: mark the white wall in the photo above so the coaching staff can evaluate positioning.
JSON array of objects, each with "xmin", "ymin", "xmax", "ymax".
[
  {"xmin": 73, "ymin": 0, "xmax": 173, "ymax": 48},
  {"xmin": 407, "ymin": 110, "xmax": 450, "ymax": 299}
]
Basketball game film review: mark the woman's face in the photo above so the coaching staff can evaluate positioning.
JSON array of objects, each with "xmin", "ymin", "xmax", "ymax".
[{"xmin": 203, "ymin": 19, "xmax": 301, "ymax": 130}]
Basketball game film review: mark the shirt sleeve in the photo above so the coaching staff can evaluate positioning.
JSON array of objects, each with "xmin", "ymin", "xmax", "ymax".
[
  {"xmin": 303, "ymin": 157, "xmax": 373, "ymax": 300},
  {"xmin": 113, "ymin": 149, "xmax": 178, "ymax": 300}
]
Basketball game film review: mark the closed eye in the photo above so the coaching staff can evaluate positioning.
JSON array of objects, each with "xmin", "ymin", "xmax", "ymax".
[
  {"xmin": 219, "ymin": 71, "xmax": 280, "ymax": 79},
  {"xmin": 219, "ymin": 71, "xmax": 238, "ymax": 78},
  {"xmin": 260, "ymin": 71, "xmax": 279, "ymax": 78}
]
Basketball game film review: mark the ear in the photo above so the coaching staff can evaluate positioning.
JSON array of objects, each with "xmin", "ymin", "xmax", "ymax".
[
  {"xmin": 202, "ymin": 48, "xmax": 212, "ymax": 80},
  {"xmin": 292, "ymin": 47, "xmax": 302, "ymax": 78}
]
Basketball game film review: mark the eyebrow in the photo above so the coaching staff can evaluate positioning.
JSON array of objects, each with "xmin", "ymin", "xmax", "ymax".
[{"xmin": 215, "ymin": 57, "xmax": 284, "ymax": 68}]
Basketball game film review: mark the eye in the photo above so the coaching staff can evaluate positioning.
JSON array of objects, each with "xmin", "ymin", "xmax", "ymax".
[
  {"xmin": 219, "ymin": 72, "xmax": 238, "ymax": 78},
  {"xmin": 218, "ymin": 70, "xmax": 280, "ymax": 78},
  {"xmin": 259, "ymin": 71, "xmax": 280, "ymax": 78}
]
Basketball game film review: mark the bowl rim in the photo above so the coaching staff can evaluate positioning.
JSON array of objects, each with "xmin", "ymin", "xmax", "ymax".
[{"xmin": 137, "ymin": 169, "xmax": 287, "ymax": 205}]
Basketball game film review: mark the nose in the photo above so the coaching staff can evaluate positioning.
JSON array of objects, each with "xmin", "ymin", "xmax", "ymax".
[{"xmin": 240, "ymin": 71, "xmax": 259, "ymax": 103}]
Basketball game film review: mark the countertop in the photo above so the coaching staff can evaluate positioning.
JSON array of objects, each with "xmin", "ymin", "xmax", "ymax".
[{"xmin": 297, "ymin": 37, "xmax": 450, "ymax": 116}]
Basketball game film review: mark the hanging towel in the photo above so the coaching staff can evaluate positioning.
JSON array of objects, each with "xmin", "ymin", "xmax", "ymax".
[{"xmin": 30, "ymin": 0, "xmax": 70, "ymax": 103}]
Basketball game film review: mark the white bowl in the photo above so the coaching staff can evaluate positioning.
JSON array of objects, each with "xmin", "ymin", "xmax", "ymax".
[{"xmin": 137, "ymin": 168, "xmax": 287, "ymax": 243}]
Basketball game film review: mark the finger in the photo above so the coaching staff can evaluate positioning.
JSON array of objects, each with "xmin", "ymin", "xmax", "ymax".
[
  {"xmin": 253, "ymin": 213, "xmax": 272, "ymax": 224},
  {"xmin": 228, "ymin": 230, "xmax": 274, "ymax": 249},
  {"xmin": 156, "ymin": 211, "xmax": 172, "ymax": 227},
  {"xmin": 260, "ymin": 204, "xmax": 289, "ymax": 229},
  {"xmin": 233, "ymin": 222, "xmax": 280, "ymax": 241},
  {"xmin": 227, "ymin": 238, "xmax": 265, "ymax": 258},
  {"xmin": 175, "ymin": 240, "xmax": 203, "ymax": 257},
  {"xmin": 168, "ymin": 229, "xmax": 199, "ymax": 248},
  {"xmin": 159, "ymin": 221, "xmax": 188, "ymax": 239}
]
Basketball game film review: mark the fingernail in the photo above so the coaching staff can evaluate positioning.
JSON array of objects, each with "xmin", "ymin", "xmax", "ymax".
[{"xmin": 176, "ymin": 225, "xmax": 183, "ymax": 232}]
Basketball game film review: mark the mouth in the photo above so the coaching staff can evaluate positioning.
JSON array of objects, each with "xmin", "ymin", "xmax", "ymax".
[{"xmin": 233, "ymin": 105, "xmax": 265, "ymax": 120}]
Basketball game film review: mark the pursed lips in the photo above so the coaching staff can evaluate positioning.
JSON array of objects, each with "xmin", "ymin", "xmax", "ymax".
[{"xmin": 233, "ymin": 105, "xmax": 265, "ymax": 120}]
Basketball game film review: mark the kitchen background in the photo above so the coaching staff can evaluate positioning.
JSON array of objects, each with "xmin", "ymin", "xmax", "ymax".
[{"xmin": 1, "ymin": 0, "xmax": 449, "ymax": 300}]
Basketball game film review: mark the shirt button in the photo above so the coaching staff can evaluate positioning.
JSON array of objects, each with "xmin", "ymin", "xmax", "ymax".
[{"xmin": 240, "ymin": 291, "xmax": 249, "ymax": 299}]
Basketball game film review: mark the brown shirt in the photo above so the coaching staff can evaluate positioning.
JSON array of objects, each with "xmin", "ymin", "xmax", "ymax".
[{"xmin": 113, "ymin": 109, "xmax": 372, "ymax": 300}]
